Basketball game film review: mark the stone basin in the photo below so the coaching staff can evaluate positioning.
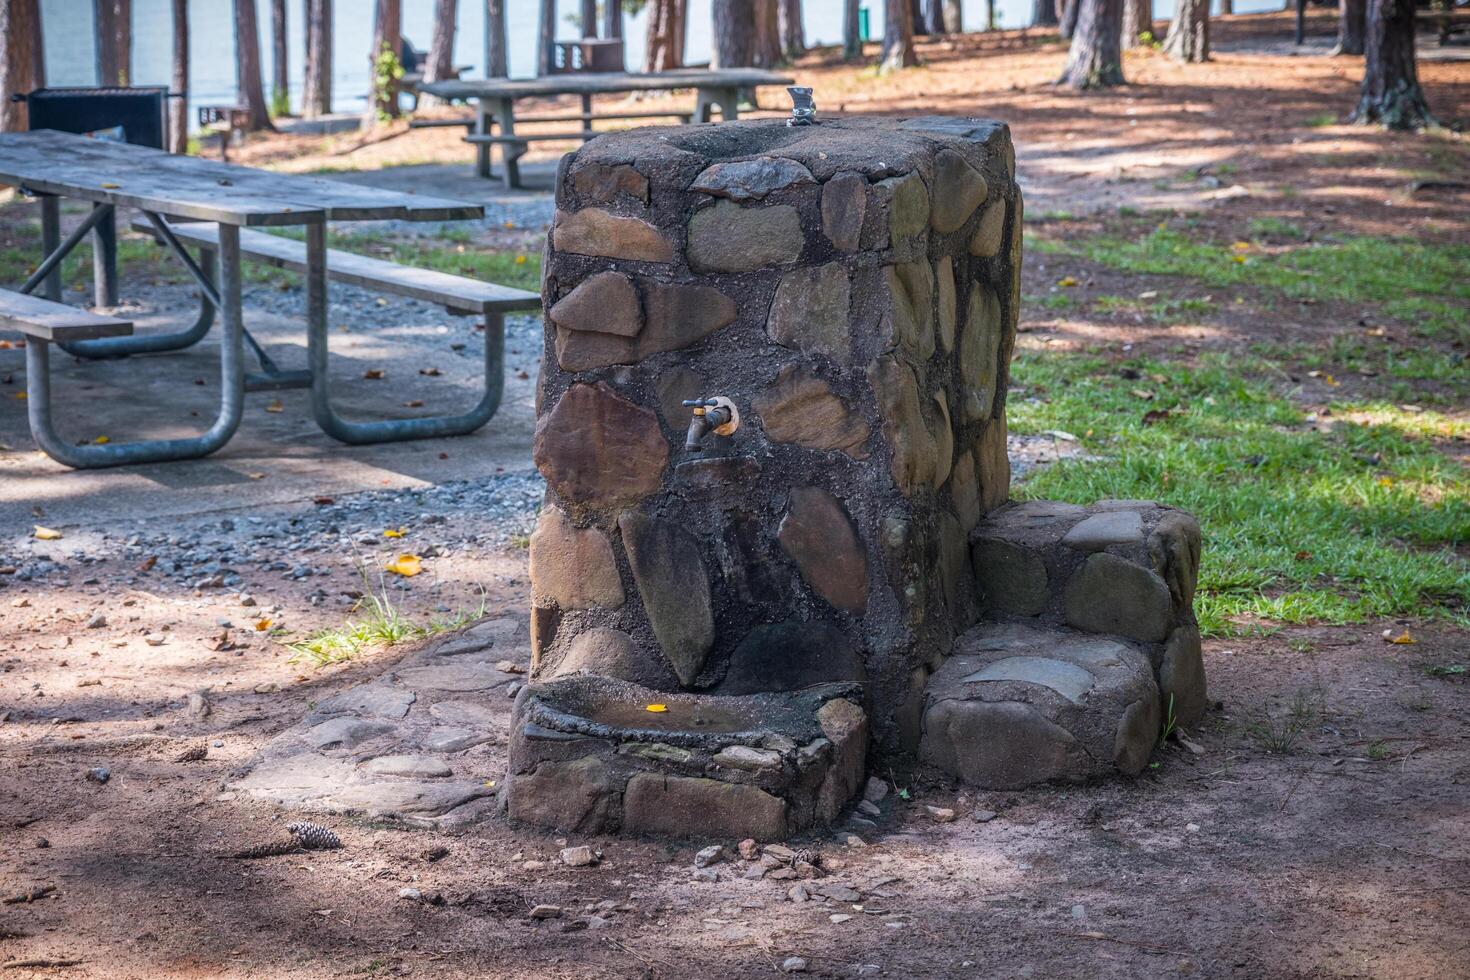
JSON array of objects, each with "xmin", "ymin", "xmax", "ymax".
[{"xmin": 505, "ymin": 675, "xmax": 868, "ymax": 838}]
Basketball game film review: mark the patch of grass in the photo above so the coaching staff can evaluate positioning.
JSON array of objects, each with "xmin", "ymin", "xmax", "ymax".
[
  {"xmin": 1242, "ymin": 690, "xmax": 1318, "ymax": 754},
  {"xmin": 1027, "ymin": 292, "xmax": 1079, "ymax": 312},
  {"xmin": 1305, "ymin": 113, "xmax": 1339, "ymax": 128},
  {"xmin": 1247, "ymin": 217, "xmax": 1306, "ymax": 241},
  {"xmin": 1008, "ymin": 349, "xmax": 1470, "ymax": 635},
  {"xmin": 1032, "ymin": 225, "xmax": 1470, "ymax": 343},
  {"xmin": 287, "ymin": 579, "xmax": 486, "ymax": 667},
  {"xmin": 1091, "ymin": 293, "xmax": 1216, "ymax": 323},
  {"xmin": 1424, "ymin": 663, "xmax": 1467, "ymax": 678},
  {"xmin": 1366, "ymin": 740, "xmax": 1392, "ymax": 761}
]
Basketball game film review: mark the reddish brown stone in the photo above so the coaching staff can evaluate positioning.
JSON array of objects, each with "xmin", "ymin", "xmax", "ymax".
[
  {"xmin": 554, "ymin": 208, "xmax": 674, "ymax": 263},
  {"xmin": 529, "ymin": 506, "xmax": 625, "ymax": 610},
  {"xmin": 778, "ymin": 487, "xmax": 869, "ymax": 614},
  {"xmin": 753, "ymin": 364, "xmax": 870, "ymax": 459},
  {"xmin": 884, "ymin": 262, "xmax": 935, "ymax": 364},
  {"xmin": 868, "ymin": 355, "xmax": 936, "ymax": 496},
  {"xmin": 570, "ymin": 162, "xmax": 650, "ymax": 204},
  {"xmin": 533, "ymin": 383, "xmax": 669, "ymax": 507},
  {"xmin": 929, "ymin": 149, "xmax": 989, "ymax": 234},
  {"xmin": 549, "ymin": 271, "xmax": 643, "ymax": 338},
  {"xmin": 977, "ymin": 415, "xmax": 1010, "ymax": 513},
  {"xmin": 969, "ymin": 198, "xmax": 1007, "ymax": 258},
  {"xmin": 931, "ymin": 392, "xmax": 954, "ymax": 489},
  {"xmin": 554, "ymin": 280, "xmax": 738, "ymax": 372}
]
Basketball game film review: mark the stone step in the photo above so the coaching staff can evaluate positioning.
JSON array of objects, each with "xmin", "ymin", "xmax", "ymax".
[{"xmin": 919, "ymin": 622, "xmax": 1164, "ymax": 789}]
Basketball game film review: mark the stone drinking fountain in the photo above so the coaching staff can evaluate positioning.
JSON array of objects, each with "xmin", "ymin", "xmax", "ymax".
[{"xmin": 508, "ymin": 99, "xmax": 1207, "ymax": 839}]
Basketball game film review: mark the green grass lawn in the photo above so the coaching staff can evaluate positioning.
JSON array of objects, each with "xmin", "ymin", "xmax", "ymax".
[{"xmin": 1012, "ymin": 218, "xmax": 1469, "ymax": 637}]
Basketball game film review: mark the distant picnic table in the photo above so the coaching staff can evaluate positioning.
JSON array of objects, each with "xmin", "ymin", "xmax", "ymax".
[
  {"xmin": 0, "ymin": 130, "xmax": 539, "ymax": 469},
  {"xmin": 417, "ymin": 68, "xmax": 796, "ymax": 188}
]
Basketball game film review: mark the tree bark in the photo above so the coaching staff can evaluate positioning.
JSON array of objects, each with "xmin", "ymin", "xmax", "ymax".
[
  {"xmin": 911, "ymin": 0, "xmax": 928, "ymax": 34},
  {"xmin": 923, "ymin": 0, "xmax": 946, "ymax": 33},
  {"xmin": 366, "ymin": 0, "xmax": 402, "ymax": 123},
  {"xmin": 779, "ymin": 0, "xmax": 804, "ymax": 56},
  {"xmin": 484, "ymin": 0, "xmax": 507, "ymax": 76},
  {"xmin": 712, "ymin": 0, "xmax": 754, "ymax": 68},
  {"xmin": 95, "ymin": 0, "xmax": 131, "ymax": 86},
  {"xmin": 271, "ymin": 0, "xmax": 288, "ymax": 116},
  {"xmin": 1033, "ymin": 0, "xmax": 1058, "ymax": 27},
  {"xmin": 1354, "ymin": 0, "xmax": 1433, "ymax": 128},
  {"xmin": 580, "ymin": 0, "xmax": 598, "ymax": 36},
  {"xmin": 304, "ymin": 0, "xmax": 332, "ymax": 116},
  {"xmin": 603, "ymin": 0, "xmax": 623, "ymax": 38},
  {"xmin": 1059, "ymin": 0, "xmax": 1081, "ymax": 39},
  {"xmin": 234, "ymin": 0, "xmax": 273, "ymax": 130},
  {"xmin": 881, "ymin": 0, "xmax": 918, "ymax": 70},
  {"xmin": 755, "ymin": 0, "xmax": 783, "ymax": 66},
  {"xmin": 644, "ymin": 0, "xmax": 686, "ymax": 71},
  {"xmin": 1334, "ymin": 0, "xmax": 1365, "ymax": 55},
  {"xmin": 169, "ymin": 0, "xmax": 187, "ymax": 150},
  {"xmin": 843, "ymin": 0, "xmax": 861, "ymax": 56},
  {"xmin": 982, "ymin": 0, "xmax": 994, "ymax": 29},
  {"xmin": 1058, "ymin": 0, "xmax": 1123, "ymax": 87},
  {"xmin": 944, "ymin": 0, "xmax": 963, "ymax": 32},
  {"xmin": 1162, "ymin": 0, "xmax": 1207, "ymax": 60},
  {"xmin": 1, "ymin": 0, "xmax": 45, "ymax": 132},
  {"xmin": 1121, "ymin": 0, "xmax": 1151, "ymax": 46},
  {"xmin": 537, "ymin": 0, "xmax": 555, "ymax": 75},
  {"xmin": 1219, "ymin": 0, "xmax": 1231, "ymax": 13},
  {"xmin": 423, "ymin": 0, "xmax": 457, "ymax": 105}
]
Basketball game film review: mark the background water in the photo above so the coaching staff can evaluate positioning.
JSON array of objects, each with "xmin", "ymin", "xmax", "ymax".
[{"xmin": 39, "ymin": 0, "xmax": 1287, "ymax": 128}]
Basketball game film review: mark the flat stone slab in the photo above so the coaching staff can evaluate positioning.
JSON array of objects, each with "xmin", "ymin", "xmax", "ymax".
[
  {"xmin": 231, "ymin": 615, "xmax": 527, "ymax": 828},
  {"xmin": 920, "ymin": 622, "xmax": 1160, "ymax": 789},
  {"xmin": 1060, "ymin": 511, "xmax": 1143, "ymax": 552}
]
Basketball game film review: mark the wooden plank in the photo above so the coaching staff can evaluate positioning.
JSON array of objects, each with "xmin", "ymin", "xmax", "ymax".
[
  {"xmin": 0, "ymin": 288, "xmax": 133, "ymax": 341},
  {"xmin": 419, "ymin": 68, "xmax": 795, "ymax": 102},
  {"xmin": 412, "ymin": 109, "xmax": 691, "ymax": 131},
  {"xmin": 133, "ymin": 219, "xmax": 540, "ymax": 314},
  {"xmin": 464, "ymin": 131, "xmax": 595, "ymax": 144},
  {"xmin": 0, "ymin": 131, "xmax": 481, "ymax": 224}
]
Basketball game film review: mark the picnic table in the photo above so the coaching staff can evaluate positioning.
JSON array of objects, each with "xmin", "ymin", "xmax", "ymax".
[
  {"xmin": 417, "ymin": 68, "xmax": 796, "ymax": 188},
  {"xmin": 0, "ymin": 129, "xmax": 539, "ymax": 469}
]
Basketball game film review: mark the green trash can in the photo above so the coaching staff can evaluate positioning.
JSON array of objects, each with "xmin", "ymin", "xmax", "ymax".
[{"xmin": 858, "ymin": 6, "xmax": 870, "ymax": 41}]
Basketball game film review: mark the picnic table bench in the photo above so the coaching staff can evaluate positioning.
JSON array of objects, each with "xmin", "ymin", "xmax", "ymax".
[
  {"xmin": 417, "ymin": 68, "xmax": 795, "ymax": 188},
  {"xmin": 0, "ymin": 129, "xmax": 540, "ymax": 469}
]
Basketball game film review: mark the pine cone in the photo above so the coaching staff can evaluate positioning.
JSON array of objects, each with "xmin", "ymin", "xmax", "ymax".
[
  {"xmin": 225, "ymin": 838, "xmax": 303, "ymax": 860},
  {"xmin": 286, "ymin": 821, "xmax": 342, "ymax": 851}
]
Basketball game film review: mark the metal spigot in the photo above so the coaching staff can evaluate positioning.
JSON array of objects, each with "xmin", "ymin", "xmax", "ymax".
[
  {"xmin": 787, "ymin": 87, "xmax": 816, "ymax": 127},
  {"xmin": 682, "ymin": 397, "xmax": 739, "ymax": 452}
]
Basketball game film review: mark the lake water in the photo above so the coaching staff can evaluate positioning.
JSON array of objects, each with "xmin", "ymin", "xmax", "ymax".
[{"xmin": 40, "ymin": 0, "xmax": 1285, "ymax": 128}]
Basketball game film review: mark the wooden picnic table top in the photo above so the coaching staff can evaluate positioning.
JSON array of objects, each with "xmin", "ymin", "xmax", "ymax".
[
  {"xmin": 0, "ymin": 130, "xmax": 485, "ymax": 227},
  {"xmin": 418, "ymin": 68, "xmax": 796, "ymax": 102}
]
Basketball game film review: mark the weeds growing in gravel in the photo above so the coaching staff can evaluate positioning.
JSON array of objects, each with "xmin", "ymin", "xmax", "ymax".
[
  {"xmin": 287, "ymin": 577, "xmax": 487, "ymax": 667},
  {"xmin": 1242, "ymin": 691, "xmax": 1318, "ymax": 754}
]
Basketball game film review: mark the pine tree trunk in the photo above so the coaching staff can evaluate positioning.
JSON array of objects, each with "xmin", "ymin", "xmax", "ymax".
[
  {"xmin": 1162, "ymin": 0, "xmax": 1208, "ymax": 60},
  {"xmin": 843, "ymin": 0, "xmax": 861, "ymax": 55},
  {"xmin": 1058, "ymin": 0, "xmax": 1123, "ymax": 88},
  {"xmin": 537, "ymin": 0, "xmax": 555, "ymax": 75},
  {"xmin": 1, "ymin": 0, "xmax": 45, "ymax": 131},
  {"xmin": 604, "ymin": 0, "xmax": 623, "ymax": 38},
  {"xmin": 911, "ymin": 0, "xmax": 928, "ymax": 34},
  {"xmin": 485, "ymin": 0, "xmax": 508, "ymax": 76},
  {"xmin": 95, "ymin": 0, "xmax": 131, "ymax": 86},
  {"xmin": 304, "ymin": 0, "xmax": 332, "ymax": 116},
  {"xmin": 944, "ymin": 0, "xmax": 963, "ymax": 32},
  {"xmin": 271, "ymin": 0, "xmax": 288, "ymax": 116},
  {"xmin": 169, "ymin": 0, "xmax": 187, "ymax": 150},
  {"xmin": 881, "ymin": 0, "xmax": 918, "ymax": 70},
  {"xmin": 581, "ymin": 0, "xmax": 598, "ymax": 36},
  {"xmin": 366, "ymin": 0, "xmax": 401, "ymax": 124},
  {"xmin": 644, "ymin": 0, "xmax": 685, "ymax": 70},
  {"xmin": 1334, "ymin": 0, "xmax": 1365, "ymax": 55},
  {"xmin": 779, "ymin": 0, "xmax": 804, "ymax": 56},
  {"xmin": 982, "ymin": 0, "xmax": 994, "ymax": 29},
  {"xmin": 1121, "ymin": 0, "xmax": 1151, "ymax": 47},
  {"xmin": 234, "ymin": 0, "xmax": 273, "ymax": 130},
  {"xmin": 923, "ymin": 0, "xmax": 946, "ymax": 33},
  {"xmin": 1033, "ymin": 0, "xmax": 1058, "ymax": 27},
  {"xmin": 753, "ymin": 0, "xmax": 781, "ymax": 65},
  {"xmin": 1354, "ymin": 0, "xmax": 1433, "ymax": 129},
  {"xmin": 712, "ymin": 0, "xmax": 754, "ymax": 68},
  {"xmin": 422, "ymin": 0, "xmax": 457, "ymax": 104},
  {"xmin": 1059, "ymin": 0, "xmax": 1081, "ymax": 39},
  {"xmin": 1219, "ymin": 0, "xmax": 1231, "ymax": 13}
]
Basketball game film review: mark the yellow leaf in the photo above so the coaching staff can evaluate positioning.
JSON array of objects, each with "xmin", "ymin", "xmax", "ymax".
[
  {"xmin": 101, "ymin": 182, "xmax": 121, "ymax": 189},
  {"xmin": 1231, "ymin": 241, "xmax": 1251, "ymax": 251},
  {"xmin": 1389, "ymin": 632, "xmax": 1415, "ymax": 645},
  {"xmin": 33, "ymin": 525, "xmax": 63, "ymax": 540},
  {"xmin": 514, "ymin": 254, "xmax": 528, "ymax": 265},
  {"xmin": 1230, "ymin": 255, "xmax": 1247, "ymax": 264},
  {"xmin": 385, "ymin": 554, "xmax": 423, "ymax": 577},
  {"xmin": 1323, "ymin": 374, "xmax": 1339, "ymax": 387},
  {"xmin": 254, "ymin": 618, "xmax": 273, "ymax": 631},
  {"xmin": 1376, "ymin": 477, "xmax": 1393, "ymax": 488},
  {"xmin": 93, "ymin": 435, "xmax": 110, "ymax": 445},
  {"xmin": 13, "ymin": 392, "xmax": 26, "ymax": 400},
  {"xmin": 645, "ymin": 704, "xmax": 668, "ymax": 713},
  {"xmin": 382, "ymin": 527, "xmax": 406, "ymax": 538},
  {"xmin": 265, "ymin": 399, "xmax": 284, "ymax": 413},
  {"xmin": 1057, "ymin": 276, "xmax": 1078, "ymax": 287}
]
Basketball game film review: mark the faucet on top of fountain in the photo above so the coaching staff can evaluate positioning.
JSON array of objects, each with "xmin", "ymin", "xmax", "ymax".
[
  {"xmin": 682, "ymin": 396, "xmax": 740, "ymax": 452},
  {"xmin": 787, "ymin": 87, "xmax": 816, "ymax": 127}
]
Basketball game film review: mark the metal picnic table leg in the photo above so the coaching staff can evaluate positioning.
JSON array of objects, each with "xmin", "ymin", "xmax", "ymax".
[
  {"xmin": 474, "ymin": 101, "xmax": 494, "ymax": 179},
  {"xmin": 92, "ymin": 203, "xmax": 119, "ymax": 307},
  {"xmin": 305, "ymin": 223, "xmax": 506, "ymax": 445},
  {"xmin": 25, "ymin": 223, "xmax": 246, "ymax": 469},
  {"xmin": 38, "ymin": 195, "xmax": 62, "ymax": 302},
  {"xmin": 497, "ymin": 97, "xmax": 522, "ymax": 189}
]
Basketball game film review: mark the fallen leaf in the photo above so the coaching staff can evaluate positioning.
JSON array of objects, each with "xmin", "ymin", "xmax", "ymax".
[
  {"xmin": 403, "ymin": 399, "xmax": 425, "ymax": 408},
  {"xmin": 13, "ymin": 392, "xmax": 26, "ymax": 400},
  {"xmin": 645, "ymin": 704, "xmax": 668, "ymax": 713},
  {"xmin": 265, "ymin": 400, "xmax": 284, "ymax": 413},
  {"xmin": 1057, "ymin": 276, "xmax": 1078, "ymax": 287},
  {"xmin": 383, "ymin": 528, "xmax": 406, "ymax": 538},
  {"xmin": 1231, "ymin": 241, "xmax": 1251, "ymax": 251},
  {"xmin": 1376, "ymin": 477, "xmax": 1393, "ymax": 488},
  {"xmin": 253, "ymin": 618, "xmax": 273, "ymax": 631},
  {"xmin": 247, "ymin": 472, "xmax": 267, "ymax": 480},
  {"xmin": 100, "ymin": 181, "xmax": 121, "ymax": 189},
  {"xmin": 93, "ymin": 435, "xmax": 110, "ymax": 444},
  {"xmin": 363, "ymin": 369, "xmax": 385, "ymax": 380},
  {"xmin": 1137, "ymin": 290, "xmax": 1158, "ymax": 300},
  {"xmin": 313, "ymin": 496, "xmax": 334, "ymax": 506},
  {"xmin": 1230, "ymin": 254, "xmax": 1247, "ymax": 264},
  {"xmin": 33, "ymin": 525, "xmax": 62, "ymax": 540},
  {"xmin": 1388, "ymin": 632, "xmax": 1415, "ymax": 645},
  {"xmin": 1130, "ymin": 388, "xmax": 1155, "ymax": 400},
  {"xmin": 514, "ymin": 254, "xmax": 528, "ymax": 265},
  {"xmin": 1141, "ymin": 409, "xmax": 1171, "ymax": 425},
  {"xmin": 1294, "ymin": 550, "xmax": 1313, "ymax": 562},
  {"xmin": 137, "ymin": 555, "xmax": 157, "ymax": 572},
  {"xmin": 1323, "ymin": 374, "xmax": 1340, "ymax": 387},
  {"xmin": 419, "ymin": 367, "xmax": 442, "ymax": 377},
  {"xmin": 385, "ymin": 554, "xmax": 423, "ymax": 577}
]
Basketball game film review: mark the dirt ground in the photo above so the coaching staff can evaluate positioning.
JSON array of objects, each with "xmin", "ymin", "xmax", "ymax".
[{"xmin": 3, "ymin": 12, "xmax": 1469, "ymax": 979}]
